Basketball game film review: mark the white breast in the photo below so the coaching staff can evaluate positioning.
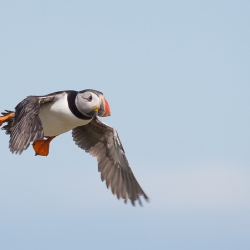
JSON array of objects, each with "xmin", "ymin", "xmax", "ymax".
[{"xmin": 39, "ymin": 93, "xmax": 91, "ymax": 136}]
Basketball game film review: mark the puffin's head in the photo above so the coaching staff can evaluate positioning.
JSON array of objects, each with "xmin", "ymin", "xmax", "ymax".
[{"xmin": 76, "ymin": 89, "xmax": 111, "ymax": 118}]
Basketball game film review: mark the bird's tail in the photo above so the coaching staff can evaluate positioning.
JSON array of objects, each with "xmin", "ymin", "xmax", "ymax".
[{"xmin": 0, "ymin": 110, "xmax": 15, "ymax": 134}]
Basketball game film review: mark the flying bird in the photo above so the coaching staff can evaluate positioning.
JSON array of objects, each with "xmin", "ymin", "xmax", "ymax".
[{"xmin": 0, "ymin": 89, "xmax": 148, "ymax": 206}]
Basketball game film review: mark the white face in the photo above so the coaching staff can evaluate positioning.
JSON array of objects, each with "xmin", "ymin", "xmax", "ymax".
[{"xmin": 75, "ymin": 91, "xmax": 100, "ymax": 117}]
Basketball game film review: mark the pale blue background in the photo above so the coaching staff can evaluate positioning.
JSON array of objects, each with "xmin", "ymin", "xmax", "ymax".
[{"xmin": 0, "ymin": 1, "xmax": 250, "ymax": 249}]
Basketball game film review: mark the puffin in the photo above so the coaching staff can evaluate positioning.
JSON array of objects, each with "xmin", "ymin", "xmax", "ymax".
[{"xmin": 0, "ymin": 89, "xmax": 148, "ymax": 206}]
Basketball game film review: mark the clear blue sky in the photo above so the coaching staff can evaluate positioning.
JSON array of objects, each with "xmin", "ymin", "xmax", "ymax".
[{"xmin": 0, "ymin": 1, "xmax": 250, "ymax": 249}]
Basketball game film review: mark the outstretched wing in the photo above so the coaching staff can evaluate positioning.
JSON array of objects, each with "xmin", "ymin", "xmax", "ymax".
[
  {"xmin": 9, "ymin": 95, "xmax": 54, "ymax": 154},
  {"xmin": 72, "ymin": 117, "xmax": 149, "ymax": 206}
]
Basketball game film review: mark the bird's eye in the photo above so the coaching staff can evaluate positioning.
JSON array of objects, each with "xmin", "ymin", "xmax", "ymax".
[{"xmin": 87, "ymin": 95, "xmax": 92, "ymax": 102}]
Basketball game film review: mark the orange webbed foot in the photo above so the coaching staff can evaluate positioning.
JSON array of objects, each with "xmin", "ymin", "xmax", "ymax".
[
  {"xmin": 0, "ymin": 112, "xmax": 14, "ymax": 126},
  {"xmin": 33, "ymin": 136, "xmax": 55, "ymax": 156}
]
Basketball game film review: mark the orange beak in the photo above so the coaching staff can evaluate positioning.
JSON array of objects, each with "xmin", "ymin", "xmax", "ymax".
[{"xmin": 99, "ymin": 96, "xmax": 111, "ymax": 117}]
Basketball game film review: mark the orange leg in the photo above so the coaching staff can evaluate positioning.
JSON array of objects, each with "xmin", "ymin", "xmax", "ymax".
[
  {"xmin": 0, "ymin": 112, "xmax": 14, "ymax": 126},
  {"xmin": 33, "ymin": 136, "xmax": 56, "ymax": 156}
]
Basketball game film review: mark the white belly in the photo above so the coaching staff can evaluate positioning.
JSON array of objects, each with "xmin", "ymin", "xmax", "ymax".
[{"xmin": 39, "ymin": 94, "xmax": 91, "ymax": 136}]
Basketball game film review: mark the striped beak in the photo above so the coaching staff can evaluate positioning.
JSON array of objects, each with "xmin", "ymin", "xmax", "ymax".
[{"xmin": 98, "ymin": 95, "xmax": 111, "ymax": 117}]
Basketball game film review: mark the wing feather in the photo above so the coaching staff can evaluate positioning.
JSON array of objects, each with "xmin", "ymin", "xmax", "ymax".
[
  {"xmin": 9, "ymin": 95, "xmax": 54, "ymax": 154},
  {"xmin": 72, "ymin": 117, "xmax": 149, "ymax": 206}
]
